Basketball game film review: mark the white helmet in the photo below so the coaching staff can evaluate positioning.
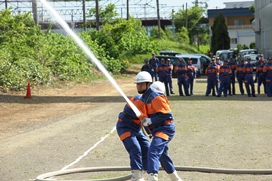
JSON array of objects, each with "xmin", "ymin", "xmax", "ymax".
[
  {"xmin": 150, "ymin": 81, "xmax": 165, "ymax": 93},
  {"xmin": 134, "ymin": 71, "xmax": 152, "ymax": 84}
]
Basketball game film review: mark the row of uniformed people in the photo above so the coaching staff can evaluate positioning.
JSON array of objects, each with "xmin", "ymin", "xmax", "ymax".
[
  {"xmin": 205, "ymin": 56, "xmax": 272, "ymax": 97},
  {"xmin": 141, "ymin": 57, "xmax": 197, "ymax": 97},
  {"xmin": 142, "ymin": 55, "xmax": 272, "ymax": 97}
]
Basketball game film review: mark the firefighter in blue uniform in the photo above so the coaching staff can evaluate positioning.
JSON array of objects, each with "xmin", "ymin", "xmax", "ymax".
[
  {"xmin": 187, "ymin": 58, "xmax": 196, "ymax": 95},
  {"xmin": 236, "ymin": 59, "xmax": 245, "ymax": 95},
  {"xmin": 141, "ymin": 59, "xmax": 153, "ymax": 77},
  {"xmin": 156, "ymin": 59, "xmax": 170, "ymax": 96},
  {"xmin": 218, "ymin": 60, "xmax": 232, "ymax": 97},
  {"xmin": 166, "ymin": 59, "xmax": 175, "ymax": 94},
  {"xmin": 255, "ymin": 60, "xmax": 266, "ymax": 94},
  {"xmin": 215, "ymin": 57, "xmax": 222, "ymax": 95},
  {"xmin": 205, "ymin": 62, "xmax": 218, "ymax": 96},
  {"xmin": 149, "ymin": 53, "xmax": 159, "ymax": 81},
  {"xmin": 228, "ymin": 57, "xmax": 237, "ymax": 95},
  {"xmin": 263, "ymin": 58, "xmax": 272, "ymax": 97},
  {"xmin": 135, "ymin": 71, "xmax": 182, "ymax": 181},
  {"xmin": 116, "ymin": 95, "xmax": 149, "ymax": 181},
  {"xmin": 243, "ymin": 57, "xmax": 256, "ymax": 97},
  {"xmin": 174, "ymin": 59, "xmax": 190, "ymax": 96}
]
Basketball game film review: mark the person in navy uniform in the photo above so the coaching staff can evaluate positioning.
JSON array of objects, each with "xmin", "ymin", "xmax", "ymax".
[
  {"xmin": 141, "ymin": 59, "xmax": 153, "ymax": 77},
  {"xmin": 149, "ymin": 53, "xmax": 159, "ymax": 81},
  {"xmin": 236, "ymin": 59, "xmax": 245, "ymax": 95},
  {"xmin": 135, "ymin": 71, "xmax": 182, "ymax": 181},
  {"xmin": 218, "ymin": 60, "xmax": 232, "ymax": 97},
  {"xmin": 255, "ymin": 60, "xmax": 266, "ymax": 94},
  {"xmin": 228, "ymin": 57, "xmax": 237, "ymax": 95},
  {"xmin": 116, "ymin": 94, "xmax": 149, "ymax": 181},
  {"xmin": 243, "ymin": 57, "xmax": 256, "ymax": 97},
  {"xmin": 174, "ymin": 59, "xmax": 190, "ymax": 96},
  {"xmin": 165, "ymin": 58, "xmax": 175, "ymax": 94},
  {"xmin": 157, "ymin": 59, "xmax": 171, "ymax": 96},
  {"xmin": 205, "ymin": 62, "xmax": 218, "ymax": 96},
  {"xmin": 215, "ymin": 57, "xmax": 222, "ymax": 95},
  {"xmin": 187, "ymin": 58, "xmax": 196, "ymax": 95},
  {"xmin": 263, "ymin": 58, "xmax": 272, "ymax": 97}
]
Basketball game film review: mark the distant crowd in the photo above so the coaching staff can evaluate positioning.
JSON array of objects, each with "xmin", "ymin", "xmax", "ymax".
[{"xmin": 141, "ymin": 53, "xmax": 272, "ymax": 97}]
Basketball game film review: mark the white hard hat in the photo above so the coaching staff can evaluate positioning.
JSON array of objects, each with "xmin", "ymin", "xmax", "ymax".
[
  {"xmin": 150, "ymin": 81, "xmax": 165, "ymax": 93},
  {"xmin": 134, "ymin": 71, "xmax": 152, "ymax": 84}
]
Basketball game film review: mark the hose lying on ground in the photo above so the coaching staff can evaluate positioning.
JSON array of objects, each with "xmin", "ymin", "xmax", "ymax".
[{"xmin": 35, "ymin": 166, "xmax": 272, "ymax": 181}]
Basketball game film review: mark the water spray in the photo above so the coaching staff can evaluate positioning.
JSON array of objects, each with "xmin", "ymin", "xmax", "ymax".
[{"xmin": 39, "ymin": 0, "xmax": 141, "ymax": 118}]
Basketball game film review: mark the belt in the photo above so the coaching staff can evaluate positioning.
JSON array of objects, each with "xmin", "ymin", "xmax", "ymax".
[
  {"xmin": 223, "ymin": 76, "xmax": 229, "ymax": 78},
  {"xmin": 246, "ymin": 74, "xmax": 252, "ymax": 76},
  {"xmin": 122, "ymin": 112, "xmax": 141, "ymax": 125},
  {"xmin": 122, "ymin": 111, "xmax": 137, "ymax": 120}
]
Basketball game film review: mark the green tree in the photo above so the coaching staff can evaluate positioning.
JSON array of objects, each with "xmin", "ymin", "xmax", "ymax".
[
  {"xmin": 211, "ymin": 12, "xmax": 230, "ymax": 54},
  {"xmin": 176, "ymin": 27, "xmax": 190, "ymax": 45},
  {"xmin": 249, "ymin": 5, "xmax": 255, "ymax": 23},
  {"xmin": 174, "ymin": 6, "xmax": 206, "ymax": 44},
  {"xmin": 150, "ymin": 26, "xmax": 167, "ymax": 40},
  {"xmin": 88, "ymin": 3, "xmax": 119, "ymax": 25}
]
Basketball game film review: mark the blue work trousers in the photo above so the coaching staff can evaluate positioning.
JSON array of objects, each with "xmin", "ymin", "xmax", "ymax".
[
  {"xmin": 237, "ymin": 77, "xmax": 245, "ymax": 95},
  {"xmin": 229, "ymin": 74, "xmax": 236, "ymax": 95},
  {"xmin": 159, "ymin": 76, "xmax": 170, "ymax": 96},
  {"xmin": 206, "ymin": 78, "xmax": 216, "ymax": 96},
  {"xmin": 244, "ymin": 76, "xmax": 255, "ymax": 96},
  {"xmin": 147, "ymin": 123, "xmax": 176, "ymax": 174},
  {"xmin": 257, "ymin": 75, "xmax": 266, "ymax": 94},
  {"xmin": 188, "ymin": 76, "xmax": 195, "ymax": 95},
  {"xmin": 116, "ymin": 121, "xmax": 150, "ymax": 170},
  {"xmin": 177, "ymin": 77, "xmax": 189, "ymax": 96},
  {"xmin": 218, "ymin": 78, "xmax": 230, "ymax": 97},
  {"xmin": 266, "ymin": 78, "xmax": 272, "ymax": 96}
]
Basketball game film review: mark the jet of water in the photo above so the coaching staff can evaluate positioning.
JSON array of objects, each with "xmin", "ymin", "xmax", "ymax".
[{"xmin": 39, "ymin": 0, "xmax": 142, "ymax": 117}]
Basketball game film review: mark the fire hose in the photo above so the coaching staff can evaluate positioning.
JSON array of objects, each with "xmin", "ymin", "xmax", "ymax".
[{"xmin": 35, "ymin": 166, "xmax": 272, "ymax": 181}]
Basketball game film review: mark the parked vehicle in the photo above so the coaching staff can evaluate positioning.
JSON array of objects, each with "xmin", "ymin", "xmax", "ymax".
[
  {"xmin": 215, "ymin": 50, "xmax": 234, "ymax": 62},
  {"xmin": 155, "ymin": 55, "xmax": 186, "ymax": 78},
  {"xmin": 176, "ymin": 54, "xmax": 211, "ymax": 77},
  {"xmin": 238, "ymin": 49, "xmax": 258, "ymax": 62},
  {"xmin": 243, "ymin": 54, "xmax": 260, "ymax": 71},
  {"xmin": 159, "ymin": 50, "xmax": 182, "ymax": 57}
]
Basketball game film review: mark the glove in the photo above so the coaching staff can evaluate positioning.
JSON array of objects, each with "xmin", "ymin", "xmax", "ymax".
[{"xmin": 141, "ymin": 117, "xmax": 152, "ymax": 126}]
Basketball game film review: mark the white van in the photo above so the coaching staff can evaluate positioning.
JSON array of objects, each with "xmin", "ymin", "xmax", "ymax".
[
  {"xmin": 215, "ymin": 50, "xmax": 234, "ymax": 62},
  {"xmin": 175, "ymin": 54, "xmax": 212, "ymax": 77}
]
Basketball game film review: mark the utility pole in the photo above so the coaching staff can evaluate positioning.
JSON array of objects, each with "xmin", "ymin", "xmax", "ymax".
[
  {"xmin": 127, "ymin": 0, "xmax": 129, "ymax": 20},
  {"xmin": 172, "ymin": 9, "xmax": 175, "ymax": 36},
  {"xmin": 96, "ymin": 0, "xmax": 99, "ymax": 31},
  {"xmin": 185, "ymin": 3, "xmax": 188, "ymax": 29},
  {"xmin": 32, "ymin": 0, "xmax": 38, "ymax": 25},
  {"xmin": 83, "ymin": 0, "xmax": 86, "ymax": 31},
  {"xmin": 156, "ymin": 0, "xmax": 161, "ymax": 39},
  {"xmin": 5, "ymin": 0, "xmax": 7, "ymax": 9}
]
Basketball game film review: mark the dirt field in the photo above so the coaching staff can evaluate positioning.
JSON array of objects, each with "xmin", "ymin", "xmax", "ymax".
[{"xmin": 1, "ymin": 67, "xmax": 272, "ymax": 181}]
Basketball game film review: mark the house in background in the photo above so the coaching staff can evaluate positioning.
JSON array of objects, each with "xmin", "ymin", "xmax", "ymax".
[
  {"xmin": 253, "ymin": 1, "xmax": 272, "ymax": 57},
  {"xmin": 207, "ymin": 1, "xmax": 254, "ymax": 49}
]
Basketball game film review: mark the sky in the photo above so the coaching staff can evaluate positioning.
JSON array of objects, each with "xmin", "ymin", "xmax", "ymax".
[
  {"xmin": 154, "ymin": 0, "xmax": 249, "ymax": 9},
  {"xmin": 0, "ymin": 0, "xmax": 251, "ymax": 21}
]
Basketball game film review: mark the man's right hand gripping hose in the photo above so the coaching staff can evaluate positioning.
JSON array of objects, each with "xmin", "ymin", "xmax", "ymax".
[{"xmin": 140, "ymin": 117, "xmax": 153, "ymax": 139}]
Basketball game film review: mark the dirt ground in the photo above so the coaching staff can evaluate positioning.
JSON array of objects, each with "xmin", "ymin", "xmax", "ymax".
[
  {"xmin": 0, "ymin": 71, "xmax": 137, "ymax": 140},
  {"xmin": 1, "ymin": 67, "xmax": 272, "ymax": 181}
]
